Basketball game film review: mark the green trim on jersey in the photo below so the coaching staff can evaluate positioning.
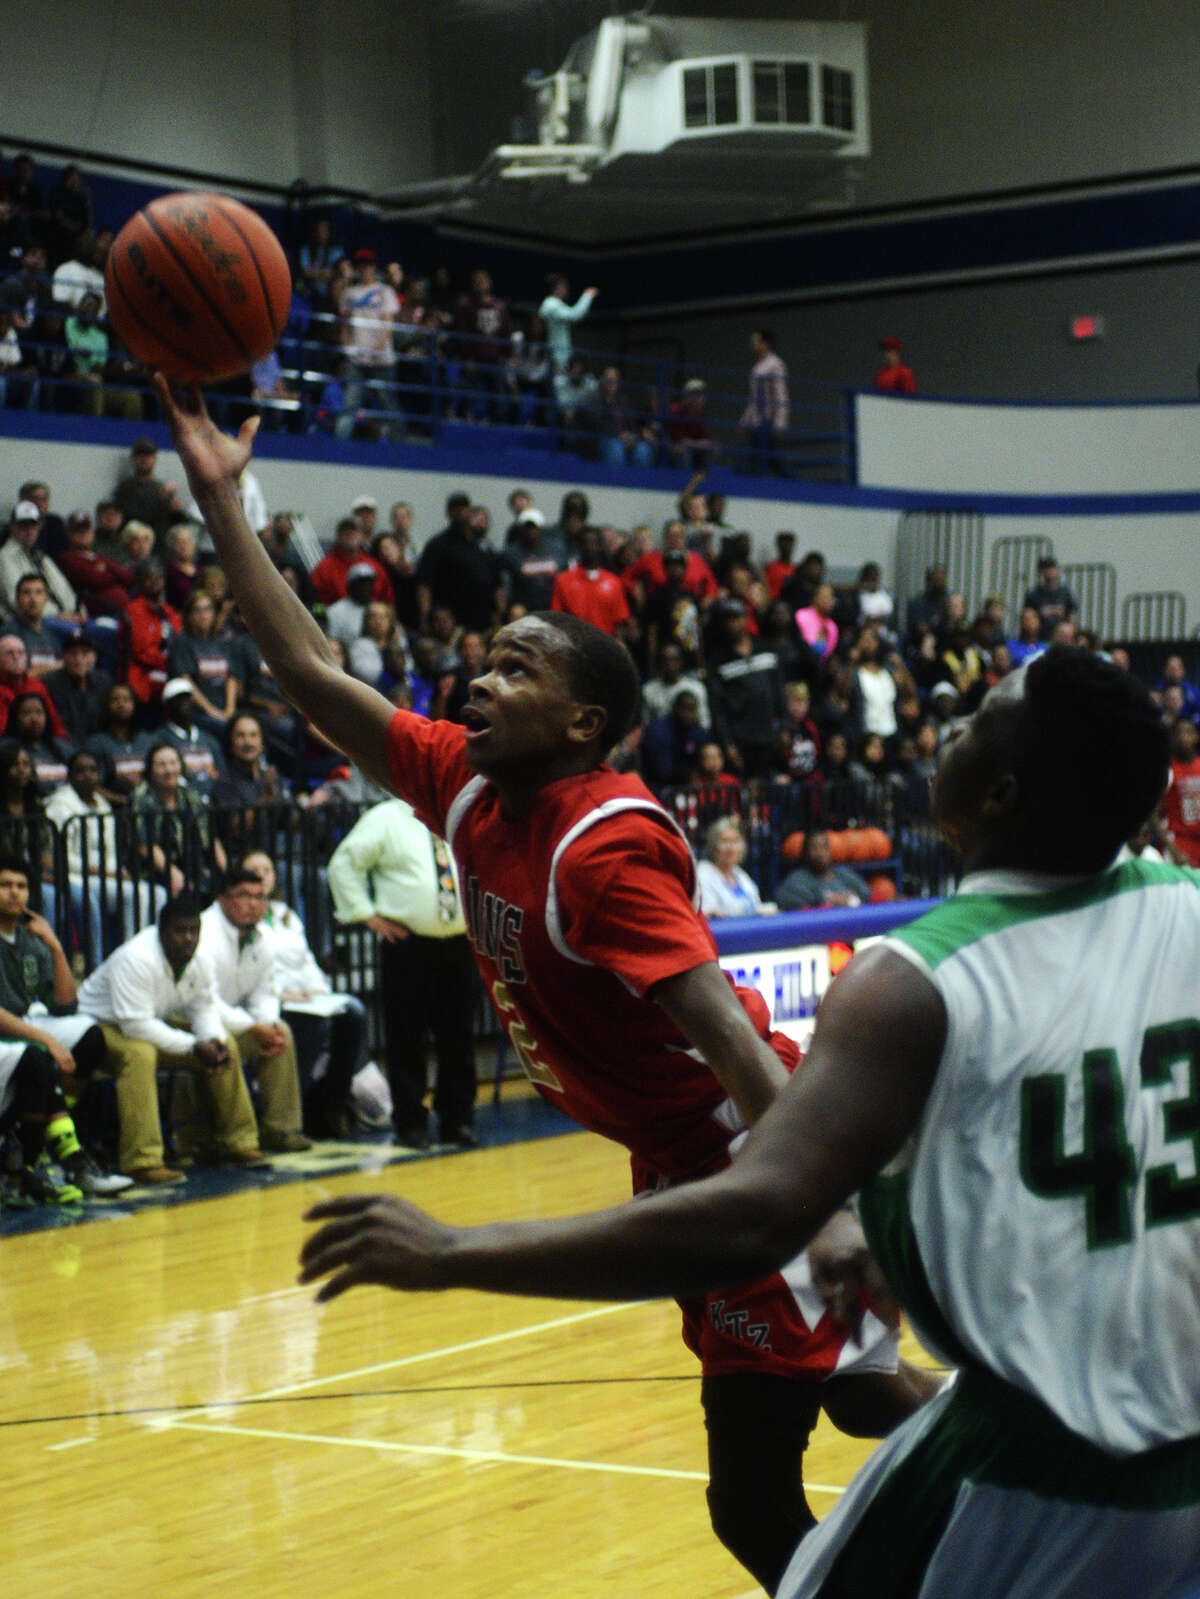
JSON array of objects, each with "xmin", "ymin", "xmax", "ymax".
[
  {"xmin": 891, "ymin": 860, "xmax": 1198, "ymax": 971},
  {"xmin": 820, "ymin": 1373, "xmax": 1200, "ymax": 1599},
  {"xmin": 859, "ymin": 1171, "xmax": 975, "ymax": 1372}
]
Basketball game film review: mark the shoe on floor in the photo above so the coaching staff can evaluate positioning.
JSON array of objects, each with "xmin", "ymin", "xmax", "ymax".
[
  {"xmin": 126, "ymin": 1165, "xmax": 187, "ymax": 1186},
  {"xmin": 67, "ymin": 1153, "xmax": 135, "ymax": 1196},
  {"xmin": 440, "ymin": 1126, "xmax": 479, "ymax": 1150},
  {"xmin": 393, "ymin": 1123, "xmax": 431, "ymax": 1150},
  {"xmin": 260, "ymin": 1131, "xmax": 313, "ymax": 1154},
  {"xmin": 224, "ymin": 1148, "xmax": 274, "ymax": 1169},
  {"xmin": 21, "ymin": 1164, "xmax": 84, "ymax": 1206}
]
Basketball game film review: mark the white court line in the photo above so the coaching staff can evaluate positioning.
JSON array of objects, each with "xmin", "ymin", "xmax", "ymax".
[
  {"xmin": 162, "ymin": 1416, "xmax": 846, "ymax": 1495},
  {"xmin": 46, "ymin": 1436, "xmax": 95, "ymax": 1452},
  {"xmin": 236, "ymin": 1300, "xmax": 641, "ymax": 1403}
]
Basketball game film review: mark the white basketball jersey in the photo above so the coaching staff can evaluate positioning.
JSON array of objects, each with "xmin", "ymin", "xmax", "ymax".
[{"xmin": 873, "ymin": 859, "xmax": 1200, "ymax": 1454}]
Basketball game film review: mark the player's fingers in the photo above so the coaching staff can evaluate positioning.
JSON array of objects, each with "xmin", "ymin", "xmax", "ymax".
[
  {"xmin": 238, "ymin": 412, "xmax": 262, "ymax": 449},
  {"xmin": 314, "ymin": 1266, "xmax": 370, "ymax": 1303},
  {"xmin": 303, "ymin": 1194, "xmax": 379, "ymax": 1222},
  {"xmin": 150, "ymin": 371, "xmax": 175, "ymax": 413},
  {"xmin": 296, "ymin": 1230, "xmax": 368, "ymax": 1282}
]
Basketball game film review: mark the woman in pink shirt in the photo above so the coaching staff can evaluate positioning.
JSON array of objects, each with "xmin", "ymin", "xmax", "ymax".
[{"xmin": 795, "ymin": 581, "xmax": 838, "ymax": 660}]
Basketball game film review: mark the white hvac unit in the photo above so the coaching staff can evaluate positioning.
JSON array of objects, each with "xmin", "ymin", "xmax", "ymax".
[{"xmin": 487, "ymin": 15, "xmax": 869, "ymax": 185}]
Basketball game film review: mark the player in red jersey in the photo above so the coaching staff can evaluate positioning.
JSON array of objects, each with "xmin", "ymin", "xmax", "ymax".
[{"xmin": 155, "ymin": 376, "xmax": 939, "ymax": 1595}]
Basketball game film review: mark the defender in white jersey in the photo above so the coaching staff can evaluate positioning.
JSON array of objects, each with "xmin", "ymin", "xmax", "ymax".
[{"xmin": 304, "ymin": 648, "xmax": 1200, "ymax": 1599}]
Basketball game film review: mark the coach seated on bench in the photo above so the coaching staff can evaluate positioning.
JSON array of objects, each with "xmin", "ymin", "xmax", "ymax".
[
  {"xmin": 77, "ymin": 892, "xmax": 272, "ymax": 1185},
  {"xmin": 198, "ymin": 868, "xmax": 312, "ymax": 1155}
]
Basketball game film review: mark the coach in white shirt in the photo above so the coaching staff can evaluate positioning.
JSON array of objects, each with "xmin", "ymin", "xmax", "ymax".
[
  {"xmin": 198, "ymin": 868, "xmax": 310, "ymax": 1153},
  {"xmin": 78, "ymin": 894, "xmax": 266, "ymax": 1184}
]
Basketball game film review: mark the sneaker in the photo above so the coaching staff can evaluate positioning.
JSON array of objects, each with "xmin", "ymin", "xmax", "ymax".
[
  {"xmin": 260, "ymin": 1131, "xmax": 313, "ymax": 1154},
  {"xmin": 440, "ymin": 1126, "xmax": 480, "ymax": 1150},
  {"xmin": 19, "ymin": 1165, "xmax": 83, "ymax": 1207},
  {"xmin": 393, "ymin": 1122, "xmax": 431, "ymax": 1151},
  {"xmin": 66, "ymin": 1153, "xmax": 135, "ymax": 1197}
]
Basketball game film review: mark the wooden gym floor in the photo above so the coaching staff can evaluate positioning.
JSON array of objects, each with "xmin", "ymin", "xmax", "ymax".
[{"xmin": 3, "ymin": 1104, "xmax": 937, "ymax": 1599}]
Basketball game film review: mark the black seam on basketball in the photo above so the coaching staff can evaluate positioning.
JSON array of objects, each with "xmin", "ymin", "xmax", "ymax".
[
  {"xmin": 107, "ymin": 250, "xmax": 210, "ymax": 370},
  {"xmin": 213, "ymin": 196, "xmax": 286, "ymax": 340},
  {"xmin": 142, "ymin": 205, "xmax": 251, "ymax": 362}
]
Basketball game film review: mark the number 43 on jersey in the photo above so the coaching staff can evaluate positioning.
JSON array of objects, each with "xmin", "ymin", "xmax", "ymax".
[{"xmin": 1020, "ymin": 1018, "xmax": 1200, "ymax": 1249}]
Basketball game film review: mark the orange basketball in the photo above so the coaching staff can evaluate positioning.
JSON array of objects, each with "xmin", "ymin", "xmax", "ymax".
[{"xmin": 105, "ymin": 192, "xmax": 291, "ymax": 384}]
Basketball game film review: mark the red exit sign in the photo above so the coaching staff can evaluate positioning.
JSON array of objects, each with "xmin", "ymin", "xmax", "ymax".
[{"xmin": 1069, "ymin": 314, "xmax": 1106, "ymax": 340}]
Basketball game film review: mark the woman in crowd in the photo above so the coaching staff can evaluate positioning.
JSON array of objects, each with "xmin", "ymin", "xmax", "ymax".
[
  {"xmin": 164, "ymin": 522, "xmax": 200, "ymax": 612},
  {"xmin": 130, "ymin": 740, "xmax": 225, "ymax": 895},
  {"xmin": 211, "ymin": 711, "xmax": 286, "ymax": 853},
  {"xmin": 119, "ymin": 518, "xmax": 155, "ymax": 567},
  {"xmin": 238, "ymin": 847, "xmax": 366, "ymax": 1140},
  {"xmin": 3, "ymin": 692, "xmax": 74, "ymax": 793},
  {"xmin": 85, "ymin": 681, "xmax": 152, "ymax": 805},
  {"xmin": 795, "ymin": 580, "xmax": 839, "ymax": 663},
  {"xmin": 0, "ymin": 744, "xmax": 52, "ymax": 912},
  {"xmin": 696, "ymin": 816, "xmax": 771, "ymax": 919},
  {"xmin": 349, "ymin": 602, "xmax": 403, "ymax": 687},
  {"xmin": 166, "ymin": 588, "xmax": 242, "ymax": 736},
  {"xmin": 125, "ymin": 558, "xmax": 181, "ymax": 709}
]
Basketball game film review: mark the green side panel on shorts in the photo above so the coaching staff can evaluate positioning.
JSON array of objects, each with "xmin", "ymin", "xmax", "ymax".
[
  {"xmin": 822, "ymin": 1374, "xmax": 1200, "ymax": 1599},
  {"xmin": 890, "ymin": 860, "xmax": 1198, "ymax": 970}
]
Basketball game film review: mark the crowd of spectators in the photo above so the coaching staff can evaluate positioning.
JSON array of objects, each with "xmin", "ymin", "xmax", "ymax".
[{"xmin": 0, "ymin": 152, "xmax": 916, "ymax": 477}]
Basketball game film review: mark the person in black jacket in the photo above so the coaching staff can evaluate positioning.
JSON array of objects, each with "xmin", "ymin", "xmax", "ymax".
[{"xmin": 706, "ymin": 600, "xmax": 785, "ymax": 781}]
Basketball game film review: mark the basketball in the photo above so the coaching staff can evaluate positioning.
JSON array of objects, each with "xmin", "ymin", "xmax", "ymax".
[{"xmin": 104, "ymin": 192, "xmax": 291, "ymax": 384}]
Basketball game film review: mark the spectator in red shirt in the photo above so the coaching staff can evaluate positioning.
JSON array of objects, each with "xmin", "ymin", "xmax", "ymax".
[
  {"xmin": 665, "ymin": 378, "xmax": 717, "ymax": 471},
  {"xmin": 125, "ymin": 559, "xmax": 181, "ymax": 706},
  {"xmin": 310, "ymin": 518, "xmax": 392, "ymax": 607},
  {"xmin": 622, "ymin": 520, "xmax": 718, "ymax": 610},
  {"xmin": 764, "ymin": 531, "xmax": 797, "ymax": 601},
  {"xmin": 55, "ymin": 509, "xmax": 135, "ymax": 617},
  {"xmin": 875, "ymin": 335, "xmax": 917, "ymax": 395},
  {"xmin": 1164, "ymin": 717, "xmax": 1200, "ymax": 866},
  {"xmin": 551, "ymin": 528, "xmax": 631, "ymax": 639},
  {"xmin": 0, "ymin": 634, "xmax": 68, "ymax": 738}
]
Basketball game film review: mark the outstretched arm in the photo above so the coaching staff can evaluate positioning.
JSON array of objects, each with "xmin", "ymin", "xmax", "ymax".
[
  {"xmin": 300, "ymin": 946, "xmax": 946, "ymax": 1304},
  {"xmin": 153, "ymin": 376, "xmax": 396, "ymax": 792}
]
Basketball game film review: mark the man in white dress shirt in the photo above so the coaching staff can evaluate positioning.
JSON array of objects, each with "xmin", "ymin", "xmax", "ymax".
[
  {"xmin": 328, "ymin": 798, "xmax": 477, "ymax": 1149},
  {"xmin": 198, "ymin": 868, "xmax": 310, "ymax": 1154},
  {"xmin": 78, "ymin": 893, "xmax": 268, "ymax": 1184}
]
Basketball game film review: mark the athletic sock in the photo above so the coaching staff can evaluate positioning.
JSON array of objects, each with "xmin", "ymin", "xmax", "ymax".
[{"xmin": 46, "ymin": 1113, "xmax": 82, "ymax": 1164}]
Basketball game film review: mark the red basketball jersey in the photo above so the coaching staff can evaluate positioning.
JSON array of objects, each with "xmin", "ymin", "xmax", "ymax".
[{"xmin": 386, "ymin": 708, "xmax": 793, "ymax": 1179}]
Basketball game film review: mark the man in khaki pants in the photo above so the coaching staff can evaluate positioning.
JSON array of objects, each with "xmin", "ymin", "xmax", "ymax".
[
  {"xmin": 199, "ymin": 868, "xmax": 310, "ymax": 1155},
  {"xmin": 77, "ymin": 893, "xmax": 270, "ymax": 1184}
]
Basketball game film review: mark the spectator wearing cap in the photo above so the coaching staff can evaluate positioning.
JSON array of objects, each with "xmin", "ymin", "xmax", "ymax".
[
  {"xmin": 0, "ymin": 634, "xmax": 68, "ymax": 739},
  {"xmin": 499, "ymin": 509, "xmax": 564, "ymax": 612},
  {"xmin": 44, "ymin": 631, "xmax": 113, "ymax": 747},
  {"xmin": 665, "ymin": 378, "xmax": 717, "ymax": 470},
  {"xmin": 706, "ymin": 599, "xmax": 787, "ymax": 781},
  {"xmin": 622, "ymin": 518, "xmax": 719, "ymax": 611},
  {"xmin": 114, "ymin": 437, "xmax": 185, "ymax": 538},
  {"xmin": 310, "ymin": 516, "xmax": 392, "ymax": 608},
  {"xmin": 126, "ymin": 560, "xmax": 181, "ymax": 707},
  {"xmin": 416, "ymin": 492, "xmax": 503, "ymax": 633},
  {"xmin": 158, "ymin": 678, "xmax": 225, "ymax": 790},
  {"xmin": 18, "ymin": 481, "xmax": 66, "ymax": 560},
  {"xmin": 538, "ymin": 272, "xmax": 598, "ymax": 383},
  {"xmin": 351, "ymin": 494, "xmax": 379, "ymax": 541},
  {"xmin": 0, "ymin": 500, "xmax": 80, "ymax": 620},
  {"xmin": 875, "ymin": 335, "xmax": 917, "ymax": 395},
  {"xmin": 326, "ymin": 561, "xmax": 381, "ymax": 650},
  {"xmin": 341, "ymin": 250, "xmax": 402, "ymax": 440},
  {"xmin": 56, "ymin": 509, "xmax": 135, "ymax": 617},
  {"xmin": 642, "ymin": 547, "xmax": 703, "ymax": 669}
]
